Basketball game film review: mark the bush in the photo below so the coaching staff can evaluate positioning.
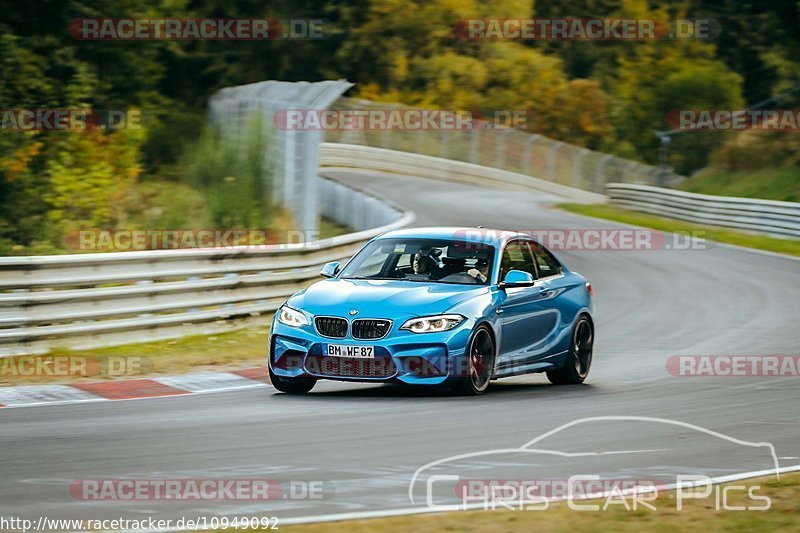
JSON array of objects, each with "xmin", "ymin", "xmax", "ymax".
[
  {"xmin": 185, "ymin": 116, "xmax": 274, "ymax": 229},
  {"xmin": 708, "ymin": 130, "xmax": 800, "ymax": 172}
]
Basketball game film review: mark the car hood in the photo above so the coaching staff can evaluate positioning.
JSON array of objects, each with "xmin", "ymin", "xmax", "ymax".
[{"xmin": 288, "ymin": 278, "xmax": 489, "ymax": 319}]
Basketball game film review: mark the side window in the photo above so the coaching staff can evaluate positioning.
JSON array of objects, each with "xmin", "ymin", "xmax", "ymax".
[
  {"xmin": 531, "ymin": 244, "xmax": 562, "ymax": 277},
  {"xmin": 499, "ymin": 240, "xmax": 537, "ymax": 280}
]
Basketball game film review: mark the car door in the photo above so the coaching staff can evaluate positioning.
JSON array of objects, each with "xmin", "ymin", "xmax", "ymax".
[
  {"xmin": 529, "ymin": 241, "xmax": 577, "ymax": 348},
  {"xmin": 496, "ymin": 240, "xmax": 559, "ymax": 370}
]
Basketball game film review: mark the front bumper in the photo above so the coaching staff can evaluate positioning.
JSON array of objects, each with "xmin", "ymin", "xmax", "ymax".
[{"xmin": 269, "ymin": 317, "xmax": 475, "ymax": 385}]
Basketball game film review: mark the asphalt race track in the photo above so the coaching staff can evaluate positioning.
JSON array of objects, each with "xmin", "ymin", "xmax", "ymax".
[{"xmin": 1, "ymin": 170, "xmax": 799, "ymax": 525}]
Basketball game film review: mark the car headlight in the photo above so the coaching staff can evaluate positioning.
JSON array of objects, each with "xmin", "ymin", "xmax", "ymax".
[
  {"xmin": 277, "ymin": 305, "xmax": 309, "ymax": 327},
  {"xmin": 400, "ymin": 314, "xmax": 465, "ymax": 333}
]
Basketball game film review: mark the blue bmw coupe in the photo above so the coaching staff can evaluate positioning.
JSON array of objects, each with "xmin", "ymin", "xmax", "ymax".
[{"xmin": 269, "ymin": 227, "xmax": 594, "ymax": 395}]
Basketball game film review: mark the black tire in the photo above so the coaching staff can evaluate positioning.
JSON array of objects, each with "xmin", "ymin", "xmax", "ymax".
[
  {"xmin": 453, "ymin": 325, "xmax": 495, "ymax": 395},
  {"xmin": 547, "ymin": 315, "xmax": 593, "ymax": 385},
  {"xmin": 269, "ymin": 365, "xmax": 316, "ymax": 394}
]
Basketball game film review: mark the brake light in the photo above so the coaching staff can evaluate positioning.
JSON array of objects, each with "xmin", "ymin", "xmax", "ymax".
[{"xmin": 586, "ymin": 282, "xmax": 593, "ymax": 297}]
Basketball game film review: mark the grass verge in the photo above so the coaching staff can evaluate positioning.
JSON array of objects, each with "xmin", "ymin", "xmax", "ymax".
[
  {"xmin": 676, "ymin": 167, "xmax": 800, "ymax": 203},
  {"xmin": 279, "ymin": 472, "xmax": 800, "ymax": 532},
  {"xmin": 557, "ymin": 203, "xmax": 800, "ymax": 258},
  {"xmin": 319, "ymin": 217, "xmax": 351, "ymax": 239}
]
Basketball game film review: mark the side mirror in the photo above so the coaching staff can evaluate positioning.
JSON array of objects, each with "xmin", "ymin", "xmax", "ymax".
[
  {"xmin": 499, "ymin": 269, "xmax": 535, "ymax": 289},
  {"xmin": 320, "ymin": 261, "xmax": 340, "ymax": 278}
]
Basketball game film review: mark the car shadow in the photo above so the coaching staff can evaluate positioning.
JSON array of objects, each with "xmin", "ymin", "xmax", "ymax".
[{"xmin": 269, "ymin": 378, "xmax": 595, "ymax": 400}]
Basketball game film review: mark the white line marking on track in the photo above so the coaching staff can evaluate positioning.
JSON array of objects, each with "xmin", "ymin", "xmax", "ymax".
[
  {"xmin": 0, "ymin": 384, "xmax": 100, "ymax": 405},
  {"xmin": 154, "ymin": 372, "xmax": 261, "ymax": 392}
]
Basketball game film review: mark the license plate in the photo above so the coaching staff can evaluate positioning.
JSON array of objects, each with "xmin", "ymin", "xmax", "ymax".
[{"xmin": 324, "ymin": 344, "xmax": 374, "ymax": 359}]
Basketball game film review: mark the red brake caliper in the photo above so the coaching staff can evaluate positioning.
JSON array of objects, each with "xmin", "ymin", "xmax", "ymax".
[{"xmin": 472, "ymin": 348, "xmax": 485, "ymax": 378}]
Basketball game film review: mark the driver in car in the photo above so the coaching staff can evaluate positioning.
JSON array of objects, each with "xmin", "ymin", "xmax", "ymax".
[
  {"xmin": 412, "ymin": 248, "xmax": 441, "ymax": 277},
  {"xmin": 467, "ymin": 258, "xmax": 490, "ymax": 283}
]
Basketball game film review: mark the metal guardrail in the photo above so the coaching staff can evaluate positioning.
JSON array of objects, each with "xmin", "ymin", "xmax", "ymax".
[
  {"xmin": 0, "ymin": 178, "xmax": 414, "ymax": 356},
  {"xmin": 607, "ymin": 183, "xmax": 800, "ymax": 238},
  {"xmin": 320, "ymin": 143, "xmax": 606, "ymax": 204}
]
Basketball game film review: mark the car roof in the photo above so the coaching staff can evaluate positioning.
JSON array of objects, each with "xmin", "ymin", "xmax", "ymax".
[{"xmin": 377, "ymin": 227, "xmax": 529, "ymax": 248}]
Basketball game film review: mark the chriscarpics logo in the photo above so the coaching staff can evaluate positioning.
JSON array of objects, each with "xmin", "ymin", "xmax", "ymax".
[{"xmin": 409, "ymin": 416, "xmax": 781, "ymax": 512}]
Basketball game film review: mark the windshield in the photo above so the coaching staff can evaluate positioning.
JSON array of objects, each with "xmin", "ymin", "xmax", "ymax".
[{"xmin": 339, "ymin": 238, "xmax": 496, "ymax": 285}]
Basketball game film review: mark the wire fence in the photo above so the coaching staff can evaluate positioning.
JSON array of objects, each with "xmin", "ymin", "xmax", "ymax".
[
  {"xmin": 209, "ymin": 80, "xmax": 353, "ymax": 233},
  {"xmin": 325, "ymin": 98, "xmax": 683, "ymax": 194},
  {"xmin": 209, "ymin": 83, "xmax": 685, "ymax": 232}
]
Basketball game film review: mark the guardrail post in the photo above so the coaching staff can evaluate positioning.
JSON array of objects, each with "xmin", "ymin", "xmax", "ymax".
[{"xmin": 623, "ymin": 161, "xmax": 638, "ymax": 184}]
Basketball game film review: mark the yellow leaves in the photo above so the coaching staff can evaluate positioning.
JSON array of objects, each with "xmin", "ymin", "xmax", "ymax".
[
  {"xmin": 25, "ymin": 141, "xmax": 42, "ymax": 158},
  {"xmin": 476, "ymin": 0, "xmax": 532, "ymax": 19},
  {"xmin": 365, "ymin": 0, "xmax": 533, "ymax": 21},
  {"xmin": 1, "ymin": 138, "xmax": 44, "ymax": 182},
  {"xmin": 543, "ymin": 79, "xmax": 613, "ymax": 149},
  {"xmin": 44, "ymin": 128, "xmax": 144, "ymax": 230},
  {"xmin": 357, "ymin": 82, "xmax": 385, "ymax": 102},
  {"xmin": 393, "ymin": 54, "xmax": 409, "ymax": 80}
]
